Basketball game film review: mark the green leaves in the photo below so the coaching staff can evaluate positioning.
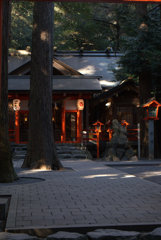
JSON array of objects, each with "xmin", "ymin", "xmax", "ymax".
[{"xmin": 10, "ymin": 1, "xmax": 33, "ymax": 50}]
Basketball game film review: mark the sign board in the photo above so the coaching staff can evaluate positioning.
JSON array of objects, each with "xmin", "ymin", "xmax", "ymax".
[
  {"xmin": 13, "ymin": 99, "xmax": 21, "ymax": 111},
  {"xmin": 77, "ymin": 99, "xmax": 84, "ymax": 110}
]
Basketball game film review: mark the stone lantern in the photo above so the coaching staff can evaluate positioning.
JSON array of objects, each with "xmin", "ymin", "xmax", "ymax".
[{"xmin": 143, "ymin": 99, "xmax": 161, "ymax": 159}]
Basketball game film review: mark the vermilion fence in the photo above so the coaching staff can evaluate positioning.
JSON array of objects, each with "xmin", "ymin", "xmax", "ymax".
[{"xmin": 82, "ymin": 127, "xmax": 138, "ymax": 158}]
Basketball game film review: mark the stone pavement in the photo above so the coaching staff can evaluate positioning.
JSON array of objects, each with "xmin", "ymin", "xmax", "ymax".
[{"xmin": 1, "ymin": 159, "xmax": 161, "ymax": 236}]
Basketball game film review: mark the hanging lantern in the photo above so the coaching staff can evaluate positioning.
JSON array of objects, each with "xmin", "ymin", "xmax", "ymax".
[
  {"xmin": 77, "ymin": 99, "xmax": 84, "ymax": 110},
  {"xmin": 13, "ymin": 99, "xmax": 21, "ymax": 111}
]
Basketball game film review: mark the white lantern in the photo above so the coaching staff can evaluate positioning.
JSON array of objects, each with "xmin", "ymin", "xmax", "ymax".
[
  {"xmin": 77, "ymin": 99, "xmax": 84, "ymax": 110},
  {"xmin": 13, "ymin": 99, "xmax": 21, "ymax": 111}
]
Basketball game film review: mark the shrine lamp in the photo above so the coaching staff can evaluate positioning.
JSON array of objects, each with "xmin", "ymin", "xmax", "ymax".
[
  {"xmin": 93, "ymin": 120, "xmax": 104, "ymax": 133},
  {"xmin": 121, "ymin": 120, "xmax": 130, "ymax": 128},
  {"xmin": 143, "ymin": 99, "xmax": 161, "ymax": 120}
]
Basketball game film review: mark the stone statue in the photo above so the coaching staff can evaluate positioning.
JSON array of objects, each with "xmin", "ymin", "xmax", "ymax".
[{"xmin": 104, "ymin": 119, "xmax": 137, "ymax": 161}]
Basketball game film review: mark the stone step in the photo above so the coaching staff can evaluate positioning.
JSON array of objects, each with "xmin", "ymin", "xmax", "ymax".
[
  {"xmin": 12, "ymin": 155, "xmax": 25, "ymax": 161},
  {"xmin": 57, "ymin": 150, "xmax": 86, "ymax": 155},
  {"xmin": 57, "ymin": 154, "xmax": 72, "ymax": 159},
  {"xmin": 56, "ymin": 143, "xmax": 88, "ymax": 160},
  {"xmin": 13, "ymin": 147, "xmax": 27, "ymax": 151},
  {"xmin": 72, "ymin": 154, "xmax": 87, "ymax": 159},
  {"xmin": 56, "ymin": 147, "xmax": 79, "ymax": 151},
  {"xmin": 13, "ymin": 154, "xmax": 26, "ymax": 159},
  {"xmin": 13, "ymin": 150, "xmax": 26, "ymax": 154},
  {"xmin": 11, "ymin": 144, "xmax": 88, "ymax": 161}
]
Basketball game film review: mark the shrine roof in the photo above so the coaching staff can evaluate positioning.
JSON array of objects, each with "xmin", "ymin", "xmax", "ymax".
[
  {"xmin": 8, "ymin": 75, "xmax": 102, "ymax": 92},
  {"xmin": 8, "ymin": 50, "xmax": 121, "ymax": 90},
  {"xmin": 56, "ymin": 53, "xmax": 120, "ymax": 87}
]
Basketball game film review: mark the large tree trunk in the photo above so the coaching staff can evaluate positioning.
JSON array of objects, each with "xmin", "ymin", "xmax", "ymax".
[
  {"xmin": 139, "ymin": 70, "xmax": 152, "ymax": 159},
  {"xmin": 135, "ymin": 3, "xmax": 152, "ymax": 159},
  {"xmin": 22, "ymin": 2, "xmax": 62, "ymax": 170},
  {"xmin": 0, "ymin": 0, "xmax": 17, "ymax": 182}
]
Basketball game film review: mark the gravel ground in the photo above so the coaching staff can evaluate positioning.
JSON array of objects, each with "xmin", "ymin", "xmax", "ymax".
[{"xmin": 114, "ymin": 165, "xmax": 161, "ymax": 185}]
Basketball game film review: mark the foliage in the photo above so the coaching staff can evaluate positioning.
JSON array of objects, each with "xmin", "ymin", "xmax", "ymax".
[
  {"xmin": 115, "ymin": 5, "xmax": 161, "ymax": 95},
  {"xmin": 10, "ymin": 2, "xmax": 138, "ymax": 51},
  {"xmin": 10, "ymin": 1, "xmax": 33, "ymax": 49}
]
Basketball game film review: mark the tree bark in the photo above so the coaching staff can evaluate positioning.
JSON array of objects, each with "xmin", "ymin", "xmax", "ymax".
[
  {"xmin": 135, "ymin": 3, "xmax": 151, "ymax": 159},
  {"xmin": 0, "ymin": 0, "xmax": 17, "ymax": 182},
  {"xmin": 22, "ymin": 2, "xmax": 62, "ymax": 170},
  {"xmin": 139, "ymin": 70, "xmax": 152, "ymax": 159}
]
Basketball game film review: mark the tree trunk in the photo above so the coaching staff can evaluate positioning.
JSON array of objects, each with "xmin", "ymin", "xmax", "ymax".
[
  {"xmin": 22, "ymin": 2, "xmax": 62, "ymax": 170},
  {"xmin": 135, "ymin": 3, "xmax": 151, "ymax": 159},
  {"xmin": 0, "ymin": 0, "xmax": 17, "ymax": 182},
  {"xmin": 139, "ymin": 70, "xmax": 152, "ymax": 159}
]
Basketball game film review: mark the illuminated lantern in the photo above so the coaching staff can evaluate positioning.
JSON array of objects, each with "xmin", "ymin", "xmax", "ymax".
[
  {"xmin": 93, "ymin": 120, "xmax": 104, "ymax": 133},
  {"xmin": 13, "ymin": 99, "xmax": 21, "ymax": 111},
  {"xmin": 77, "ymin": 99, "xmax": 84, "ymax": 110},
  {"xmin": 143, "ymin": 99, "xmax": 161, "ymax": 120},
  {"xmin": 142, "ymin": 98, "xmax": 161, "ymax": 160},
  {"xmin": 121, "ymin": 120, "xmax": 130, "ymax": 128}
]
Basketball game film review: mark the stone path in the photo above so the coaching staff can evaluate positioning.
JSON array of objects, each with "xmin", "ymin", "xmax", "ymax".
[
  {"xmin": 113, "ymin": 164, "xmax": 161, "ymax": 185},
  {"xmin": 1, "ymin": 158, "xmax": 161, "ymax": 235}
]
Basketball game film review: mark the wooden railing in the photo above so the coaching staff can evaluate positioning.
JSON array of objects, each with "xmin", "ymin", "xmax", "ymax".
[
  {"xmin": 127, "ymin": 128, "xmax": 138, "ymax": 142},
  {"xmin": 82, "ymin": 126, "xmax": 138, "ymax": 158}
]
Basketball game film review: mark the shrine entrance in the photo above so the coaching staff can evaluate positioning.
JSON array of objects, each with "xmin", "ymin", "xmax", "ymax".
[
  {"xmin": 19, "ymin": 111, "xmax": 29, "ymax": 143},
  {"xmin": 9, "ymin": 98, "xmax": 84, "ymax": 144},
  {"xmin": 65, "ymin": 111, "xmax": 77, "ymax": 142},
  {"xmin": 61, "ymin": 99, "xmax": 82, "ymax": 143},
  {"xmin": 63, "ymin": 110, "xmax": 81, "ymax": 143}
]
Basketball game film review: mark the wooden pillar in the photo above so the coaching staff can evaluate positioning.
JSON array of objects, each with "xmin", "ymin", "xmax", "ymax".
[
  {"xmin": 85, "ymin": 99, "xmax": 89, "ymax": 140},
  {"xmin": 0, "ymin": 1, "xmax": 2, "ymax": 101},
  {"xmin": 61, "ymin": 107, "xmax": 65, "ymax": 143},
  {"xmin": 15, "ymin": 111, "xmax": 20, "ymax": 144},
  {"xmin": 85, "ymin": 99, "xmax": 89, "ymax": 130},
  {"xmin": 96, "ymin": 131, "xmax": 100, "ymax": 159},
  {"xmin": 77, "ymin": 110, "xmax": 81, "ymax": 143}
]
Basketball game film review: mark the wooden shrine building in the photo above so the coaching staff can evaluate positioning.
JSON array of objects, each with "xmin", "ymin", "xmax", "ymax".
[
  {"xmin": 8, "ymin": 51, "xmax": 139, "ymax": 145},
  {"xmin": 8, "ymin": 51, "xmax": 102, "ymax": 144}
]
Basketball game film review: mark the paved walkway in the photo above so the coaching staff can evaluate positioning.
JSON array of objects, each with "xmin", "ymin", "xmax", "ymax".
[{"xmin": 1, "ymin": 159, "xmax": 161, "ymax": 235}]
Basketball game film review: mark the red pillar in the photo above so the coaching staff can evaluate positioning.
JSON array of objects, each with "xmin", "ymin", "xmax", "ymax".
[
  {"xmin": 0, "ymin": 0, "xmax": 2, "ymax": 101},
  {"xmin": 77, "ymin": 110, "xmax": 81, "ymax": 143},
  {"xmin": 15, "ymin": 111, "xmax": 20, "ymax": 144},
  {"xmin": 96, "ymin": 131, "xmax": 100, "ymax": 159},
  {"xmin": 61, "ymin": 108, "xmax": 65, "ymax": 143}
]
